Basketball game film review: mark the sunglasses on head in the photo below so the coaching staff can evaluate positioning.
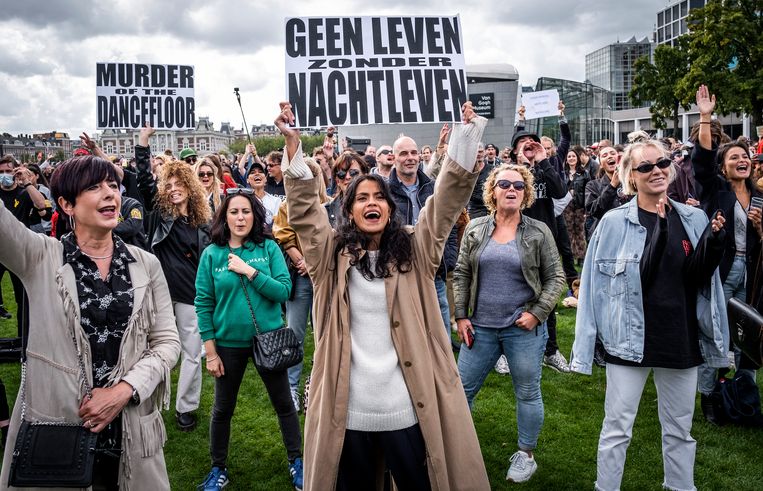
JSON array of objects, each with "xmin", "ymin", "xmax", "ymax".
[
  {"xmin": 184, "ymin": 156, "xmax": 197, "ymax": 163},
  {"xmin": 336, "ymin": 168, "xmax": 360, "ymax": 180},
  {"xmin": 496, "ymin": 180, "xmax": 526, "ymax": 191},
  {"xmin": 225, "ymin": 187, "xmax": 254, "ymax": 196},
  {"xmin": 634, "ymin": 158, "xmax": 672, "ymax": 174},
  {"xmin": 197, "ymin": 171, "xmax": 215, "ymax": 178}
]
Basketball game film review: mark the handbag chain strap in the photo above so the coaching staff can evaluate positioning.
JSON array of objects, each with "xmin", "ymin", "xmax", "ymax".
[
  {"xmin": 229, "ymin": 247, "xmax": 262, "ymax": 336},
  {"xmin": 19, "ymin": 322, "xmax": 93, "ymax": 425}
]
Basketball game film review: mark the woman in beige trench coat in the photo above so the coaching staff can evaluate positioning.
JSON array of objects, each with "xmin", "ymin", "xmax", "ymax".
[{"xmin": 276, "ymin": 101, "xmax": 491, "ymax": 491}]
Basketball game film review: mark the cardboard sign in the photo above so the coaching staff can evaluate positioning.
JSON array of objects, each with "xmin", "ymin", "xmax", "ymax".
[
  {"xmin": 285, "ymin": 16, "xmax": 467, "ymax": 127},
  {"xmin": 96, "ymin": 63, "xmax": 196, "ymax": 130},
  {"xmin": 521, "ymin": 89, "xmax": 560, "ymax": 120}
]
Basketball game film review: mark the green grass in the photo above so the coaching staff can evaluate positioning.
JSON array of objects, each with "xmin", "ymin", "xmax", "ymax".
[{"xmin": 0, "ymin": 275, "xmax": 761, "ymax": 490}]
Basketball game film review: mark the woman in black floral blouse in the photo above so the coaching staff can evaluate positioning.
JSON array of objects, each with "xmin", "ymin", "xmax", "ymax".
[{"xmin": 0, "ymin": 155, "xmax": 180, "ymax": 490}]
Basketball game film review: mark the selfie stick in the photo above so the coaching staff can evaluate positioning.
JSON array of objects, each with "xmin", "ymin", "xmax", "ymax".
[{"xmin": 233, "ymin": 87, "xmax": 252, "ymax": 144}]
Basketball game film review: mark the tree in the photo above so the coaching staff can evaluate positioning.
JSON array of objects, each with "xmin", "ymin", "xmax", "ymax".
[
  {"xmin": 678, "ymin": 0, "xmax": 763, "ymax": 126},
  {"xmin": 228, "ymin": 134, "xmax": 325, "ymax": 156},
  {"xmin": 630, "ymin": 40, "xmax": 691, "ymax": 132}
]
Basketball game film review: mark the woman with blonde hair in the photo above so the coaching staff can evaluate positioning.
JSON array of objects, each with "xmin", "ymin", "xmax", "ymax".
[
  {"xmin": 571, "ymin": 137, "xmax": 727, "ymax": 491},
  {"xmin": 454, "ymin": 163, "xmax": 565, "ymax": 483},
  {"xmin": 136, "ymin": 124, "xmax": 212, "ymax": 433},
  {"xmin": 195, "ymin": 158, "xmax": 224, "ymax": 213}
]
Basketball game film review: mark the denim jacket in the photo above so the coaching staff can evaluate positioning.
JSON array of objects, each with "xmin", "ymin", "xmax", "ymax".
[{"xmin": 569, "ymin": 198, "xmax": 729, "ymax": 375}]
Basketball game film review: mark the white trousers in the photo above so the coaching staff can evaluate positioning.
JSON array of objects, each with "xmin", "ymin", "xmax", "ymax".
[
  {"xmin": 595, "ymin": 364, "xmax": 698, "ymax": 491},
  {"xmin": 173, "ymin": 302, "xmax": 202, "ymax": 413}
]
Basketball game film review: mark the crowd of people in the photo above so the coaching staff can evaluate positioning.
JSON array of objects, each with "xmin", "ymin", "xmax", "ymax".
[{"xmin": 0, "ymin": 86, "xmax": 760, "ymax": 490}]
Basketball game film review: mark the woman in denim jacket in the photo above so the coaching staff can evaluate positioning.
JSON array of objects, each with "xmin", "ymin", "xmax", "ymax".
[
  {"xmin": 570, "ymin": 139, "xmax": 728, "ymax": 491},
  {"xmin": 453, "ymin": 163, "xmax": 565, "ymax": 483}
]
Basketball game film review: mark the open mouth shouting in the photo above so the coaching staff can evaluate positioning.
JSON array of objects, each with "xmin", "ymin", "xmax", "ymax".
[
  {"xmin": 363, "ymin": 209, "xmax": 382, "ymax": 224},
  {"xmin": 98, "ymin": 205, "xmax": 117, "ymax": 219}
]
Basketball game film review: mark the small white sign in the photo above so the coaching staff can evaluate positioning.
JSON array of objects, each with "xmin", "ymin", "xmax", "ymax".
[{"xmin": 521, "ymin": 89, "xmax": 560, "ymax": 120}]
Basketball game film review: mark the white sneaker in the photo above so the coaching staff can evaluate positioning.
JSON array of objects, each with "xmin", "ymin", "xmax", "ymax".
[
  {"xmin": 543, "ymin": 350, "xmax": 571, "ymax": 373},
  {"xmin": 494, "ymin": 355, "xmax": 510, "ymax": 374},
  {"xmin": 506, "ymin": 450, "xmax": 537, "ymax": 483}
]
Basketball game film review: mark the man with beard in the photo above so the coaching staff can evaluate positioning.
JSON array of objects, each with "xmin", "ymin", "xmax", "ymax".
[{"xmin": 371, "ymin": 144, "xmax": 394, "ymax": 180}]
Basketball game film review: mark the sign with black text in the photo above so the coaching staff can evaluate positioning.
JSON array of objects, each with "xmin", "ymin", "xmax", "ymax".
[
  {"xmin": 96, "ymin": 63, "xmax": 196, "ymax": 130},
  {"xmin": 285, "ymin": 16, "xmax": 467, "ymax": 127},
  {"xmin": 469, "ymin": 93, "xmax": 494, "ymax": 119}
]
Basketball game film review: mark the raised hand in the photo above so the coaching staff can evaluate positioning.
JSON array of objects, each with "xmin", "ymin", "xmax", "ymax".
[
  {"xmin": 79, "ymin": 132, "xmax": 97, "ymax": 152},
  {"xmin": 438, "ymin": 123, "xmax": 450, "ymax": 146},
  {"xmin": 558, "ymin": 100, "xmax": 565, "ymax": 115},
  {"xmin": 139, "ymin": 122, "xmax": 155, "ymax": 147},
  {"xmin": 695, "ymin": 85, "xmax": 716, "ymax": 116},
  {"xmin": 461, "ymin": 101, "xmax": 476, "ymax": 124}
]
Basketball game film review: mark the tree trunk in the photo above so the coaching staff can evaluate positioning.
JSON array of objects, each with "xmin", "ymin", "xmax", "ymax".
[{"xmin": 673, "ymin": 100, "xmax": 680, "ymax": 140}]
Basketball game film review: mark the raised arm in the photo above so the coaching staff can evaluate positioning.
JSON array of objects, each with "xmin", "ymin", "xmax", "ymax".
[
  {"xmin": 0, "ymin": 192, "xmax": 51, "ymax": 279},
  {"xmin": 135, "ymin": 124, "xmax": 158, "ymax": 209},
  {"xmin": 696, "ymin": 85, "xmax": 715, "ymax": 151}
]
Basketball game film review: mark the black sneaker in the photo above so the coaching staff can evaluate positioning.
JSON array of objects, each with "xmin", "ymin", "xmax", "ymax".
[
  {"xmin": 0, "ymin": 306, "xmax": 11, "ymax": 320},
  {"xmin": 176, "ymin": 411, "xmax": 198, "ymax": 432}
]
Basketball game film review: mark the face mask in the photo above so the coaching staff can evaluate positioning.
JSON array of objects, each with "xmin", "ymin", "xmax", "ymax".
[{"xmin": 0, "ymin": 174, "xmax": 14, "ymax": 187}]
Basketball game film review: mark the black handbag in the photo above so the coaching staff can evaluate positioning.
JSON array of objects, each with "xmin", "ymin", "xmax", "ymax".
[
  {"xmin": 727, "ymin": 297, "xmax": 763, "ymax": 366},
  {"xmin": 710, "ymin": 372, "xmax": 763, "ymax": 427},
  {"xmin": 9, "ymin": 324, "xmax": 97, "ymax": 487},
  {"xmin": 238, "ymin": 275, "xmax": 303, "ymax": 372}
]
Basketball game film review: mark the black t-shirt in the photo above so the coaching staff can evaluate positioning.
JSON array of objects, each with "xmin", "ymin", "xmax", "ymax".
[
  {"xmin": 265, "ymin": 177, "xmax": 286, "ymax": 201},
  {"xmin": 0, "ymin": 186, "xmax": 34, "ymax": 226},
  {"xmin": 154, "ymin": 218, "xmax": 200, "ymax": 304},
  {"xmin": 607, "ymin": 208, "xmax": 703, "ymax": 369}
]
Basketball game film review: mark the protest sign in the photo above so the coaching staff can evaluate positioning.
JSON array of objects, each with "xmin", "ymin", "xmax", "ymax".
[
  {"xmin": 521, "ymin": 89, "xmax": 560, "ymax": 120},
  {"xmin": 96, "ymin": 63, "xmax": 196, "ymax": 130},
  {"xmin": 285, "ymin": 16, "xmax": 467, "ymax": 127}
]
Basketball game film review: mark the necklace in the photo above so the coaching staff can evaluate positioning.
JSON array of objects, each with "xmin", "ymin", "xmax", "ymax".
[{"xmin": 82, "ymin": 251, "xmax": 113, "ymax": 260}]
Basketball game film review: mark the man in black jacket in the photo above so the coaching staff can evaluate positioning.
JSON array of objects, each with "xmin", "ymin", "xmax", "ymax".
[{"xmin": 387, "ymin": 136, "xmax": 459, "ymax": 338}]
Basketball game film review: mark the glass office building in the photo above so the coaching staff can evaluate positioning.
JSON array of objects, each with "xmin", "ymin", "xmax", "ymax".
[
  {"xmin": 525, "ymin": 77, "xmax": 614, "ymax": 146},
  {"xmin": 656, "ymin": 0, "xmax": 709, "ymax": 46},
  {"xmin": 585, "ymin": 37, "xmax": 653, "ymax": 111}
]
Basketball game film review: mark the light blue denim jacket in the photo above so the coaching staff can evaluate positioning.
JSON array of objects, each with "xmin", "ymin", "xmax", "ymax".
[{"xmin": 569, "ymin": 198, "xmax": 729, "ymax": 375}]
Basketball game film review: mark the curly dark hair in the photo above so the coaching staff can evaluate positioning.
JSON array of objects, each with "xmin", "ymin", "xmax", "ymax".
[
  {"xmin": 209, "ymin": 192, "xmax": 272, "ymax": 247},
  {"xmin": 334, "ymin": 174, "xmax": 413, "ymax": 280}
]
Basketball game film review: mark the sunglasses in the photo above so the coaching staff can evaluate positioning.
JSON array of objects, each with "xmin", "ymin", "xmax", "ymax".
[
  {"xmin": 225, "ymin": 187, "xmax": 254, "ymax": 196},
  {"xmin": 634, "ymin": 158, "xmax": 672, "ymax": 174},
  {"xmin": 336, "ymin": 168, "xmax": 360, "ymax": 180},
  {"xmin": 496, "ymin": 180, "xmax": 526, "ymax": 191},
  {"xmin": 197, "ymin": 171, "xmax": 215, "ymax": 178},
  {"xmin": 184, "ymin": 156, "xmax": 197, "ymax": 164},
  {"xmin": 378, "ymin": 149, "xmax": 391, "ymax": 156}
]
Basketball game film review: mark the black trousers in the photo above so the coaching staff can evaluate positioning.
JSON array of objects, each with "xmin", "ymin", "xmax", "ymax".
[
  {"xmin": 0, "ymin": 263, "xmax": 27, "ymax": 338},
  {"xmin": 555, "ymin": 214, "xmax": 579, "ymax": 288},
  {"xmin": 210, "ymin": 346, "xmax": 302, "ymax": 467},
  {"xmin": 337, "ymin": 424, "xmax": 431, "ymax": 491}
]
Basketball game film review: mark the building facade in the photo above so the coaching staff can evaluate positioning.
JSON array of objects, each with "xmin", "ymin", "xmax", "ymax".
[
  {"xmin": 655, "ymin": 0, "xmax": 709, "ymax": 46},
  {"xmin": 0, "ymin": 133, "xmax": 70, "ymax": 162},
  {"xmin": 585, "ymin": 37, "xmax": 653, "ymax": 111}
]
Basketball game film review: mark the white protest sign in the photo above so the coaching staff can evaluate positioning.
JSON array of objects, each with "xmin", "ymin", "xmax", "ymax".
[
  {"xmin": 521, "ymin": 89, "xmax": 560, "ymax": 120},
  {"xmin": 96, "ymin": 63, "xmax": 196, "ymax": 130},
  {"xmin": 284, "ymin": 16, "xmax": 467, "ymax": 127}
]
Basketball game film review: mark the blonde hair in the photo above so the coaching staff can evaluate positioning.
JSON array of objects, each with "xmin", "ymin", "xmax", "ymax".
[
  {"xmin": 483, "ymin": 163, "xmax": 535, "ymax": 214},
  {"xmin": 619, "ymin": 141, "xmax": 675, "ymax": 196},
  {"xmin": 155, "ymin": 160, "xmax": 212, "ymax": 227},
  {"xmin": 194, "ymin": 160, "xmax": 223, "ymax": 211}
]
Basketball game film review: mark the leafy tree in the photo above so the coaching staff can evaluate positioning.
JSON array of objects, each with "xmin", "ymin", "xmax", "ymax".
[
  {"xmin": 630, "ymin": 40, "xmax": 691, "ymax": 132},
  {"xmin": 678, "ymin": 0, "xmax": 763, "ymax": 126},
  {"xmin": 54, "ymin": 150, "xmax": 65, "ymax": 161},
  {"xmin": 228, "ymin": 135, "xmax": 325, "ymax": 156}
]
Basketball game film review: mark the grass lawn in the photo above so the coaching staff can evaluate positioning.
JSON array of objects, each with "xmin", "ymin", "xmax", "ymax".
[{"xmin": 0, "ymin": 274, "xmax": 761, "ymax": 490}]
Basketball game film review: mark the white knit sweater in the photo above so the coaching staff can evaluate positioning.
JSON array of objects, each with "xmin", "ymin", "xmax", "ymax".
[{"xmin": 345, "ymin": 252, "xmax": 418, "ymax": 431}]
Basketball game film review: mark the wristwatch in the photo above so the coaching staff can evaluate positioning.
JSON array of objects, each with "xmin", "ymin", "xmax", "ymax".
[{"xmin": 131, "ymin": 388, "xmax": 141, "ymax": 405}]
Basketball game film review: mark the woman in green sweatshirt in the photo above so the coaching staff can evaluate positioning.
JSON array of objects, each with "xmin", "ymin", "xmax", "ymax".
[{"xmin": 194, "ymin": 189, "xmax": 303, "ymax": 491}]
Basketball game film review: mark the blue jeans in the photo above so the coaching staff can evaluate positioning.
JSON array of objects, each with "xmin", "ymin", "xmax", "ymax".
[
  {"xmin": 286, "ymin": 273, "xmax": 313, "ymax": 391},
  {"xmin": 698, "ymin": 255, "xmax": 746, "ymax": 395},
  {"xmin": 434, "ymin": 276, "xmax": 450, "ymax": 337},
  {"xmin": 457, "ymin": 323, "xmax": 548, "ymax": 450}
]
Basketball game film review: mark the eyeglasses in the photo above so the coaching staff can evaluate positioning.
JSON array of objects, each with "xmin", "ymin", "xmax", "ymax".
[
  {"xmin": 225, "ymin": 188, "xmax": 254, "ymax": 196},
  {"xmin": 336, "ymin": 168, "xmax": 360, "ymax": 180},
  {"xmin": 634, "ymin": 158, "xmax": 672, "ymax": 174},
  {"xmin": 184, "ymin": 156, "xmax": 197, "ymax": 164},
  {"xmin": 197, "ymin": 172, "xmax": 215, "ymax": 178},
  {"xmin": 496, "ymin": 180, "xmax": 526, "ymax": 191}
]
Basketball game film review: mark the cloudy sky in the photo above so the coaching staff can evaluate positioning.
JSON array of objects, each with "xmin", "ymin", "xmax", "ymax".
[{"xmin": 0, "ymin": 0, "xmax": 668, "ymax": 137}]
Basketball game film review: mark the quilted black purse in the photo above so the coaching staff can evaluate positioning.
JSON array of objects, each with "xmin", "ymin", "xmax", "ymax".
[
  {"xmin": 239, "ymin": 275, "xmax": 303, "ymax": 372},
  {"xmin": 9, "ymin": 325, "xmax": 97, "ymax": 487},
  {"xmin": 727, "ymin": 297, "xmax": 763, "ymax": 367}
]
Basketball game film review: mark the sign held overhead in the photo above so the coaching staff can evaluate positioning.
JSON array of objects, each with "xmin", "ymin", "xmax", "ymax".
[
  {"xmin": 96, "ymin": 63, "xmax": 196, "ymax": 130},
  {"xmin": 285, "ymin": 16, "xmax": 468, "ymax": 127}
]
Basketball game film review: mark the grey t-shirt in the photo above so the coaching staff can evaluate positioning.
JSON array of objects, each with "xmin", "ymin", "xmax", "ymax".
[{"xmin": 471, "ymin": 239, "xmax": 535, "ymax": 328}]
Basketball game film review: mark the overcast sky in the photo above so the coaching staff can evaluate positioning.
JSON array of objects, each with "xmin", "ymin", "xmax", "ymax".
[{"xmin": 0, "ymin": 0, "xmax": 670, "ymax": 137}]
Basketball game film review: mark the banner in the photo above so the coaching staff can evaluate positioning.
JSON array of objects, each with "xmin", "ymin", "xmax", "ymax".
[
  {"xmin": 285, "ymin": 16, "xmax": 467, "ymax": 127},
  {"xmin": 96, "ymin": 63, "xmax": 195, "ymax": 130},
  {"xmin": 521, "ymin": 89, "xmax": 560, "ymax": 120}
]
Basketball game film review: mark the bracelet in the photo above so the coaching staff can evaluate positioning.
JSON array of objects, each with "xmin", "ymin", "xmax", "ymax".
[
  {"xmin": 206, "ymin": 355, "xmax": 219, "ymax": 363},
  {"xmin": 699, "ymin": 121, "xmax": 711, "ymax": 124}
]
